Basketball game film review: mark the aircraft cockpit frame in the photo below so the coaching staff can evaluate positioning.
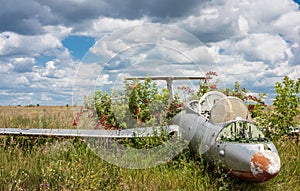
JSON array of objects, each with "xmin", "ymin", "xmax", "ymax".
[
  {"xmin": 188, "ymin": 91, "xmax": 269, "ymax": 143},
  {"xmin": 216, "ymin": 119, "xmax": 268, "ymax": 143}
]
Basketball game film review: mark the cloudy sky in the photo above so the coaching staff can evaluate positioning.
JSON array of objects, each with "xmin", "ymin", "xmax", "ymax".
[{"xmin": 0, "ymin": 0, "xmax": 300, "ymax": 106}]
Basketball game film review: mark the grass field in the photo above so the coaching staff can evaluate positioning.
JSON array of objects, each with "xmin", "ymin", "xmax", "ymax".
[
  {"xmin": 0, "ymin": 106, "xmax": 75, "ymax": 129},
  {"xmin": 0, "ymin": 106, "xmax": 299, "ymax": 190}
]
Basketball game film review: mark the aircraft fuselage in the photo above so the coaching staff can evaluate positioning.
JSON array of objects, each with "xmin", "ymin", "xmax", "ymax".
[{"xmin": 171, "ymin": 95, "xmax": 280, "ymax": 182}]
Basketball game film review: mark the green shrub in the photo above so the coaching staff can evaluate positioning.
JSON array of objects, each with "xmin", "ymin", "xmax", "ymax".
[{"xmin": 89, "ymin": 74, "xmax": 300, "ymax": 140}]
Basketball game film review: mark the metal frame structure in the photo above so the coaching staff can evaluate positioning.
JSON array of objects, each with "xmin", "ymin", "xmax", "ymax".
[{"xmin": 125, "ymin": 76, "xmax": 209, "ymax": 102}]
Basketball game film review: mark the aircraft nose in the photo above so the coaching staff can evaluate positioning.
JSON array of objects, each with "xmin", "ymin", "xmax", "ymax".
[{"xmin": 250, "ymin": 150, "xmax": 281, "ymax": 181}]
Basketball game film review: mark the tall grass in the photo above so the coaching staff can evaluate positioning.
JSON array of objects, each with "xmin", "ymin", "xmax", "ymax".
[
  {"xmin": 0, "ymin": 106, "xmax": 299, "ymax": 190},
  {"xmin": 0, "ymin": 106, "xmax": 75, "ymax": 129}
]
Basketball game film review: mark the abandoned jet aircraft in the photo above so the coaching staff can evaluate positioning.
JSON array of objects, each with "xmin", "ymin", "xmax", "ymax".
[
  {"xmin": 0, "ymin": 89, "xmax": 280, "ymax": 182},
  {"xmin": 171, "ymin": 91, "xmax": 280, "ymax": 181}
]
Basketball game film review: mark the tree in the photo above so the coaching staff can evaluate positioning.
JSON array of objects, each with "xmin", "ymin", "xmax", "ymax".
[
  {"xmin": 125, "ymin": 77, "xmax": 169, "ymax": 123},
  {"xmin": 268, "ymin": 76, "xmax": 300, "ymax": 137}
]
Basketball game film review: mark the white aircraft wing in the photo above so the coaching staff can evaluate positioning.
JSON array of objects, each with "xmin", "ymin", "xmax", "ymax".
[{"xmin": 0, "ymin": 125, "xmax": 179, "ymax": 138}]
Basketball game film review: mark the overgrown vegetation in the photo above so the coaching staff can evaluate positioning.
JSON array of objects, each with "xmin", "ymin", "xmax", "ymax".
[
  {"xmin": 0, "ymin": 130, "xmax": 299, "ymax": 190},
  {"xmin": 0, "ymin": 73, "xmax": 299, "ymax": 190},
  {"xmin": 88, "ymin": 73, "xmax": 300, "ymax": 140},
  {"xmin": 262, "ymin": 76, "xmax": 300, "ymax": 139},
  {"xmin": 87, "ymin": 77, "xmax": 183, "ymax": 130}
]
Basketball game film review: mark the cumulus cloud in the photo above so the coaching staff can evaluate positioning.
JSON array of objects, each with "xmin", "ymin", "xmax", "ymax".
[
  {"xmin": 177, "ymin": 0, "xmax": 300, "ymax": 41},
  {"xmin": 0, "ymin": 0, "xmax": 300, "ymax": 105},
  {"xmin": 91, "ymin": 17, "xmax": 149, "ymax": 35},
  {"xmin": 0, "ymin": 32, "xmax": 63, "ymax": 57},
  {"xmin": 0, "ymin": 0, "xmax": 56, "ymax": 35},
  {"xmin": 10, "ymin": 57, "xmax": 35, "ymax": 73},
  {"xmin": 0, "ymin": 0, "xmax": 208, "ymax": 36},
  {"xmin": 235, "ymin": 33, "xmax": 289, "ymax": 64},
  {"xmin": 0, "ymin": 33, "xmax": 76, "ymax": 105},
  {"xmin": 15, "ymin": 76, "xmax": 30, "ymax": 85}
]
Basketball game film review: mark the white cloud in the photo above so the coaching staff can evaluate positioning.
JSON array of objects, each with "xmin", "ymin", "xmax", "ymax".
[
  {"xmin": 235, "ymin": 33, "xmax": 289, "ymax": 64},
  {"xmin": 10, "ymin": 57, "xmax": 35, "ymax": 73},
  {"xmin": 0, "ymin": 32, "xmax": 62, "ymax": 57},
  {"xmin": 90, "ymin": 38, "xmax": 129, "ymax": 59},
  {"xmin": 238, "ymin": 16, "xmax": 249, "ymax": 35},
  {"xmin": 273, "ymin": 11, "xmax": 300, "ymax": 41},
  {"xmin": 92, "ymin": 17, "xmax": 149, "ymax": 35},
  {"xmin": 15, "ymin": 76, "xmax": 30, "ymax": 85},
  {"xmin": 0, "ymin": 62, "xmax": 13, "ymax": 73},
  {"xmin": 43, "ymin": 25, "xmax": 72, "ymax": 40},
  {"xmin": 1, "ymin": 0, "xmax": 300, "ymax": 105},
  {"xmin": 41, "ymin": 93, "xmax": 53, "ymax": 101},
  {"xmin": 176, "ymin": 0, "xmax": 300, "ymax": 41}
]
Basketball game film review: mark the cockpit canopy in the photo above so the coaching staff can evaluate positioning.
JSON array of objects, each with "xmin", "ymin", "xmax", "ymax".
[
  {"xmin": 197, "ymin": 91, "xmax": 251, "ymax": 124},
  {"xmin": 185, "ymin": 91, "xmax": 266, "ymax": 143},
  {"xmin": 216, "ymin": 120, "xmax": 267, "ymax": 143},
  {"xmin": 209, "ymin": 97, "xmax": 251, "ymax": 124},
  {"xmin": 189, "ymin": 91, "xmax": 266, "ymax": 143}
]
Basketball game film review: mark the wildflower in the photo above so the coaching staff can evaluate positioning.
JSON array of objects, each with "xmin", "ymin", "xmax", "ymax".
[
  {"xmin": 135, "ymin": 109, "xmax": 140, "ymax": 115},
  {"xmin": 206, "ymin": 71, "xmax": 218, "ymax": 77},
  {"xmin": 73, "ymin": 120, "xmax": 77, "ymax": 126},
  {"xmin": 78, "ymin": 107, "xmax": 84, "ymax": 115},
  {"xmin": 102, "ymin": 115, "xmax": 107, "ymax": 120},
  {"xmin": 99, "ymin": 119, "xmax": 104, "ymax": 124},
  {"xmin": 210, "ymin": 84, "xmax": 217, "ymax": 90},
  {"xmin": 72, "ymin": 108, "xmax": 84, "ymax": 126},
  {"xmin": 37, "ymin": 183, "xmax": 50, "ymax": 190},
  {"xmin": 248, "ymin": 105, "xmax": 254, "ymax": 111},
  {"xmin": 94, "ymin": 123, "xmax": 100, "ymax": 129}
]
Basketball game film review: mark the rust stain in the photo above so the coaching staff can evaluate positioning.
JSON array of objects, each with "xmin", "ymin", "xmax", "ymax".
[
  {"xmin": 250, "ymin": 151, "xmax": 279, "ymax": 181},
  {"xmin": 252, "ymin": 152, "xmax": 271, "ymax": 172}
]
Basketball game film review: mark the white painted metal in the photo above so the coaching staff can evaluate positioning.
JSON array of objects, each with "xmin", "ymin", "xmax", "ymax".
[
  {"xmin": 0, "ymin": 125, "xmax": 179, "ymax": 138},
  {"xmin": 125, "ymin": 76, "xmax": 209, "ymax": 102}
]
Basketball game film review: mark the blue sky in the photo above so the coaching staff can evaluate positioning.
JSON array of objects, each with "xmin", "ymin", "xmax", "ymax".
[
  {"xmin": 62, "ymin": 36, "xmax": 95, "ymax": 60},
  {"xmin": 0, "ymin": 0, "xmax": 300, "ymax": 105}
]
